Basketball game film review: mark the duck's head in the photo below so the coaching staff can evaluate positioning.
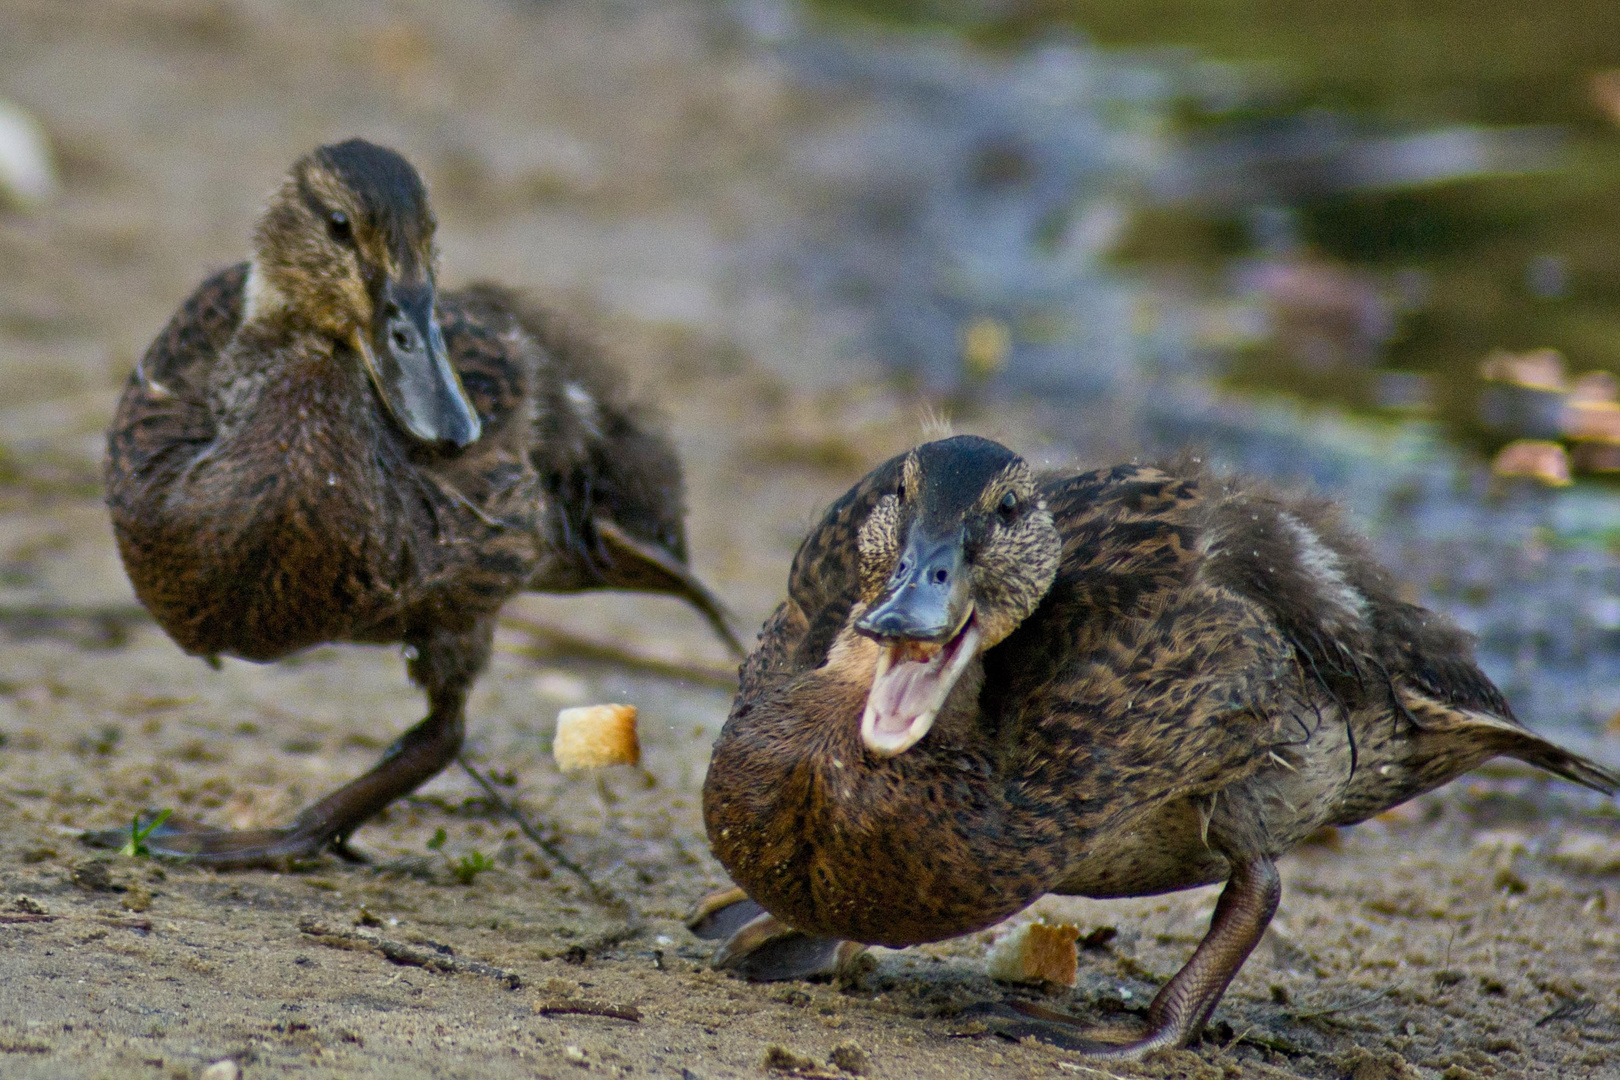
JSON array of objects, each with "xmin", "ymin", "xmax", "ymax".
[
  {"xmin": 247, "ymin": 138, "xmax": 480, "ymax": 449},
  {"xmin": 850, "ymin": 435, "xmax": 1061, "ymax": 756}
]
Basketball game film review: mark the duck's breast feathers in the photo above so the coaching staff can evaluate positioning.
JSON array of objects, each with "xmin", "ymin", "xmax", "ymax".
[{"xmin": 106, "ymin": 262, "xmax": 249, "ymax": 490}]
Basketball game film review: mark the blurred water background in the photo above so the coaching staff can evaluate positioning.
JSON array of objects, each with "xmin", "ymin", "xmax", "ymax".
[
  {"xmin": 724, "ymin": 0, "xmax": 1620, "ymax": 758},
  {"xmin": 3, "ymin": 0, "xmax": 1618, "ymax": 762}
]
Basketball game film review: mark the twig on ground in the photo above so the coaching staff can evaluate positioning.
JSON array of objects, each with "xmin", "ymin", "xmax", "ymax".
[
  {"xmin": 532, "ymin": 998, "xmax": 642, "ymax": 1022},
  {"xmin": 1286, "ymin": 985, "xmax": 1392, "ymax": 1021},
  {"xmin": 497, "ymin": 615, "xmax": 737, "ymax": 689},
  {"xmin": 298, "ymin": 919, "xmax": 521, "ymax": 989},
  {"xmin": 1535, "ymin": 997, "xmax": 1597, "ymax": 1027},
  {"xmin": 456, "ymin": 754, "xmax": 635, "ymax": 922},
  {"xmin": 1236, "ymin": 1030, "xmax": 1307, "ymax": 1056}
]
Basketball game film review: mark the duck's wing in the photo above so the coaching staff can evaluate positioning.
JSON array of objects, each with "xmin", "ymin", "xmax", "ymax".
[
  {"xmin": 440, "ymin": 283, "xmax": 686, "ymax": 558},
  {"xmin": 1144, "ymin": 459, "xmax": 1618, "ymax": 797},
  {"xmin": 990, "ymin": 464, "xmax": 1301, "ymax": 821},
  {"xmin": 106, "ymin": 263, "xmax": 248, "ymax": 496},
  {"xmin": 441, "ymin": 285, "xmax": 743, "ymax": 653}
]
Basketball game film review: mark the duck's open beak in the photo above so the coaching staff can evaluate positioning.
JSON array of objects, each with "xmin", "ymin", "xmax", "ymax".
[
  {"xmin": 358, "ymin": 276, "xmax": 481, "ymax": 449},
  {"xmin": 855, "ymin": 524, "xmax": 982, "ymax": 756}
]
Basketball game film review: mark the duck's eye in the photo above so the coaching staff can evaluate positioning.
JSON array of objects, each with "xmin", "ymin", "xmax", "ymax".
[
  {"xmin": 327, "ymin": 209, "xmax": 353, "ymax": 244},
  {"xmin": 997, "ymin": 491, "xmax": 1019, "ymax": 519}
]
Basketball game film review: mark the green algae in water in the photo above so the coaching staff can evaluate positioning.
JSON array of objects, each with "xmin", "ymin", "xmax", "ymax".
[{"xmin": 811, "ymin": 0, "xmax": 1620, "ymax": 460}]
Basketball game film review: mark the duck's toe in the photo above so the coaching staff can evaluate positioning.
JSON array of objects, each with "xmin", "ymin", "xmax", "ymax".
[
  {"xmin": 958, "ymin": 1002, "xmax": 1161, "ymax": 1058},
  {"xmin": 714, "ymin": 910, "xmax": 865, "ymax": 982},
  {"xmin": 686, "ymin": 893, "xmax": 865, "ymax": 982},
  {"xmin": 79, "ymin": 812, "xmax": 334, "ymax": 870},
  {"xmin": 685, "ymin": 887, "xmax": 761, "ymax": 940}
]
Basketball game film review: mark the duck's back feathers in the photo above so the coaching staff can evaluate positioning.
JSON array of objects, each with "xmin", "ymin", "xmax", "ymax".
[
  {"xmin": 444, "ymin": 284, "xmax": 691, "ymax": 591},
  {"xmin": 1164, "ymin": 459, "xmax": 1515, "ymax": 721},
  {"xmin": 107, "ymin": 262, "xmax": 247, "ymax": 495},
  {"xmin": 750, "ymin": 452, "xmax": 907, "ymax": 684},
  {"xmin": 986, "ymin": 464, "xmax": 1296, "ymax": 824}
]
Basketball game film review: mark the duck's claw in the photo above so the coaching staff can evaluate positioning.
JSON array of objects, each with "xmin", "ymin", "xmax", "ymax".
[
  {"xmin": 686, "ymin": 888, "xmax": 864, "ymax": 981},
  {"xmin": 80, "ymin": 812, "xmax": 333, "ymax": 870}
]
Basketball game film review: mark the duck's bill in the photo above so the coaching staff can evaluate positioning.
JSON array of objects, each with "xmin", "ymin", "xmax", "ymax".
[
  {"xmin": 359, "ymin": 279, "xmax": 481, "ymax": 449},
  {"xmin": 861, "ymin": 610, "xmax": 982, "ymax": 756}
]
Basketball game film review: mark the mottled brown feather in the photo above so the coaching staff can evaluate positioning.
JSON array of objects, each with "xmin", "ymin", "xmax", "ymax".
[
  {"xmin": 705, "ymin": 447, "xmax": 1617, "ymax": 949},
  {"xmin": 107, "ymin": 265, "xmax": 691, "ymax": 665}
]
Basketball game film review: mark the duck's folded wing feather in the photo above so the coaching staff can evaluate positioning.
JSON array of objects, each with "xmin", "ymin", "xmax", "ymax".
[
  {"xmin": 435, "ymin": 286, "xmax": 533, "ymax": 441},
  {"xmin": 771, "ymin": 453, "xmax": 907, "ymax": 674},
  {"xmin": 982, "ymin": 465, "xmax": 1296, "ymax": 816},
  {"xmin": 106, "ymin": 262, "xmax": 247, "ymax": 493},
  {"xmin": 1019, "ymin": 577, "xmax": 1300, "ymax": 829}
]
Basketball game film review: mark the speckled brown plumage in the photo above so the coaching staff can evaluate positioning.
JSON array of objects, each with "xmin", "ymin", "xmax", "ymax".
[
  {"xmin": 94, "ymin": 140, "xmax": 738, "ymax": 866},
  {"xmin": 108, "ymin": 268, "xmax": 699, "ymax": 661},
  {"xmin": 701, "ymin": 435, "xmax": 1617, "ymax": 1058}
]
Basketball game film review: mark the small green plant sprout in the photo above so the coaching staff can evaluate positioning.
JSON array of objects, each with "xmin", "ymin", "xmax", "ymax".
[
  {"xmin": 451, "ymin": 850, "xmax": 495, "ymax": 886},
  {"xmin": 119, "ymin": 808, "xmax": 173, "ymax": 859},
  {"xmin": 424, "ymin": 827, "xmax": 493, "ymax": 884}
]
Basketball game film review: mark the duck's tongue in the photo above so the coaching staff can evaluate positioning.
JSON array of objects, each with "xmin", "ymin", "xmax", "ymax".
[{"xmin": 860, "ymin": 617, "xmax": 982, "ymax": 756}]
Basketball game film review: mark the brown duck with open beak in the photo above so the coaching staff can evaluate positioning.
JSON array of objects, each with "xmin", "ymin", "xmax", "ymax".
[
  {"xmin": 697, "ymin": 434, "xmax": 1617, "ymax": 1060},
  {"xmin": 93, "ymin": 139, "xmax": 741, "ymax": 866}
]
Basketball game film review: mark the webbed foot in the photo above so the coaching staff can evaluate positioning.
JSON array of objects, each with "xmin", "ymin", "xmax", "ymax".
[
  {"xmin": 958, "ymin": 1002, "xmax": 1155, "ymax": 1055},
  {"xmin": 80, "ymin": 685, "xmax": 470, "ymax": 870},
  {"xmin": 685, "ymin": 887, "xmax": 866, "ymax": 981},
  {"xmin": 80, "ymin": 812, "xmax": 342, "ymax": 869}
]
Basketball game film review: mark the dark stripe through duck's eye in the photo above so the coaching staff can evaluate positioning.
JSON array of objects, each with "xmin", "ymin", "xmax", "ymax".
[
  {"xmin": 327, "ymin": 210, "xmax": 352, "ymax": 244},
  {"xmin": 998, "ymin": 490, "xmax": 1018, "ymax": 518}
]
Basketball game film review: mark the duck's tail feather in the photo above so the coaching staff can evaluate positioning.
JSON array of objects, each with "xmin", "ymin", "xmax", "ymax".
[
  {"xmin": 1492, "ymin": 726, "xmax": 1620, "ymax": 796},
  {"xmin": 1399, "ymin": 689, "xmax": 1620, "ymax": 796}
]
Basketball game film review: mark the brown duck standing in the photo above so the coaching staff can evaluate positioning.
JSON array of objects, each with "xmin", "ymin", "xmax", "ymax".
[
  {"xmin": 698, "ymin": 435, "xmax": 1618, "ymax": 1060},
  {"xmin": 93, "ymin": 138, "xmax": 741, "ymax": 866}
]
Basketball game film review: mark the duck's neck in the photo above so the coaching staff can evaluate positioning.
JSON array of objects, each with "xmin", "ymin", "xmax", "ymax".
[
  {"xmin": 704, "ymin": 629, "xmax": 1067, "ymax": 947},
  {"xmin": 208, "ymin": 313, "xmax": 384, "ymax": 467},
  {"xmin": 241, "ymin": 261, "xmax": 287, "ymax": 324}
]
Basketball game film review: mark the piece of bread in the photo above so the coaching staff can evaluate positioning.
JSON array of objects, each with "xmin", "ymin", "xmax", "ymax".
[
  {"xmin": 553, "ymin": 704, "xmax": 641, "ymax": 770},
  {"xmin": 984, "ymin": 921, "xmax": 1080, "ymax": 987}
]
